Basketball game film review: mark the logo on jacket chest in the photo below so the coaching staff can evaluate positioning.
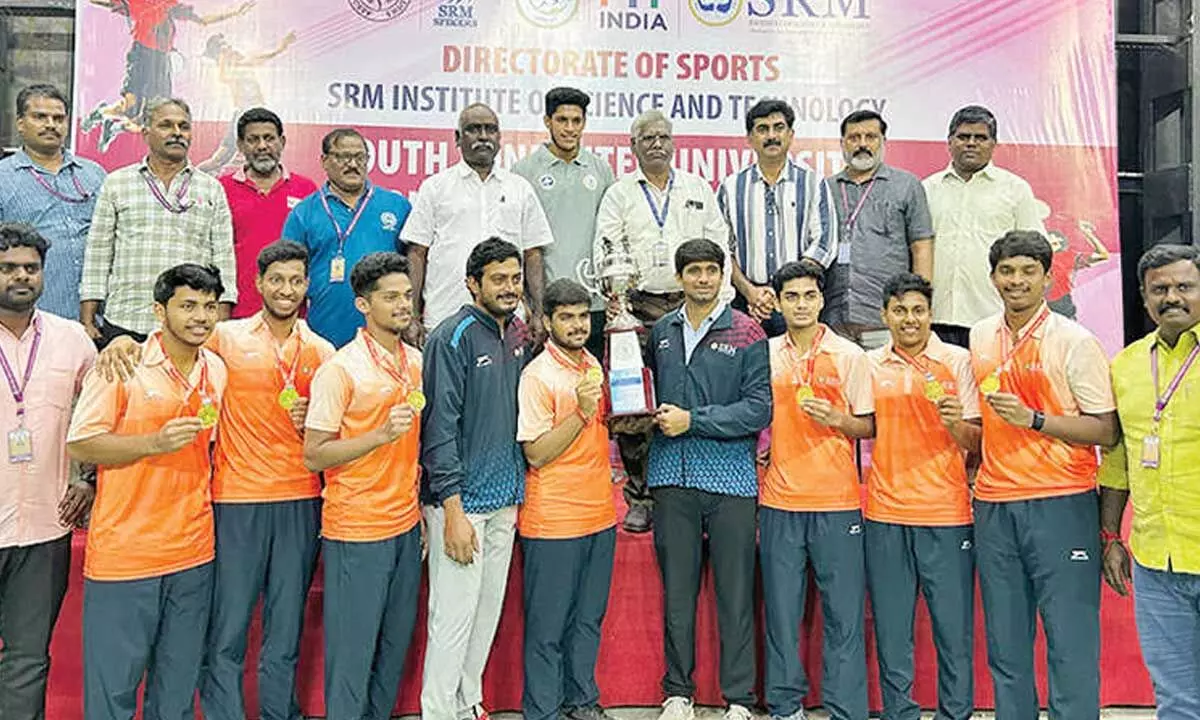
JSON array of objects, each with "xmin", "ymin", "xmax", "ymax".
[{"xmin": 708, "ymin": 341, "xmax": 736, "ymax": 358}]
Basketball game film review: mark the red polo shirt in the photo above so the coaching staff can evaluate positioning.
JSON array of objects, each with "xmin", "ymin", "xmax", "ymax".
[{"xmin": 219, "ymin": 167, "xmax": 318, "ymax": 318}]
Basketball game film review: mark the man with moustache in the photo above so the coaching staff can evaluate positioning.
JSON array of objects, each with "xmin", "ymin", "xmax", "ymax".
[
  {"xmin": 517, "ymin": 278, "xmax": 616, "ymax": 720},
  {"xmin": 593, "ymin": 109, "xmax": 732, "ymax": 533},
  {"xmin": 95, "ymin": 240, "xmax": 335, "ymax": 720},
  {"xmin": 219, "ymin": 107, "xmax": 318, "ymax": 319},
  {"xmin": 80, "ymin": 98, "xmax": 237, "ymax": 347},
  {"xmin": 1099, "ymin": 244, "xmax": 1200, "ymax": 720},
  {"xmin": 825, "ymin": 110, "xmax": 933, "ymax": 349},
  {"xmin": 0, "ymin": 224, "xmax": 97, "ymax": 720},
  {"xmin": 866, "ymin": 272, "xmax": 980, "ymax": 720},
  {"xmin": 0, "ymin": 84, "xmax": 106, "ymax": 320},
  {"xmin": 923, "ymin": 106, "xmax": 1046, "ymax": 347},
  {"xmin": 512, "ymin": 88, "xmax": 614, "ymax": 359},
  {"xmin": 402, "ymin": 103, "xmax": 553, "ymax": 345},
  {"xmin": 970, "ymin": 231, "xmax": 1116, "ymax": 720},
  {"xmin": 283, "ymin": 127, "xmax": 411, "ymax": 347},
  {"xmin": 718, "ymin": 99, "xmax": 838, "ymax": 337},
  {"xmin": 421, "ymin": 238, "xmax": 530, "ymax": 720},
  {"xmin": 306, "ymin": 252, "xmax": 425, "ymax": 720},
  {"xmin": 68, "ymin": 263, "xmax": 229, "ymax": 720}
]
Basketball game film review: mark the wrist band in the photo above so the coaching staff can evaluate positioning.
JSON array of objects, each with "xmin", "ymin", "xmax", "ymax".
[{"xmin": 1100, "ymin": 529, "xmax": 1122, "ymax": 547}]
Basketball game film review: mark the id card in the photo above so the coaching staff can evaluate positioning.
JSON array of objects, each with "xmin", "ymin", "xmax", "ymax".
[
  {"xmin": 1141, "ymin": 434, "xmax": 1161, "ymax": 469},
  {"xmin": 7, "ymin": 426, "xmax": 32, "ymax": 463},
  {"xmin": 330, "ymin": 255, "xmax": 346, "ymax": 283}
]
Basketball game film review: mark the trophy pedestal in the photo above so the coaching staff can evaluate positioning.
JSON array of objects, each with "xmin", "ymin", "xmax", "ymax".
[{"xmin": 608, "ymin": 328, "xmax": 656, "ymax": 416}]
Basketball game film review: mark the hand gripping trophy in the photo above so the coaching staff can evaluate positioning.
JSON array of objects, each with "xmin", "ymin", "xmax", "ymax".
[{"xmin": 577, "ymin": 236, "xmax": 657, "ymax": 416}]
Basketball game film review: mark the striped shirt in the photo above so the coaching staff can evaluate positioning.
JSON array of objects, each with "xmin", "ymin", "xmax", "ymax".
[
  {"xmin": 0, "ymin": 149, "xmax": 107, "ymax": 319},
  {"xmin": 81, "ymin": 159, "xmax": 236, "ymax": 334},
  {"xmin": 716, "ymin": 160, "xmax": 838, "ymax": 284}
]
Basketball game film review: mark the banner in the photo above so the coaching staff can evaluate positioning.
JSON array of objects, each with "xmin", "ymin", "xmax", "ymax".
[{"xmin": 73, "ymin": 0, "xmax": 1120, "ymax": 351}]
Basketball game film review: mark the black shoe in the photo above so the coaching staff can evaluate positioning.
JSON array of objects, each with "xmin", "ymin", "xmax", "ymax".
[
  {"xmin": 566, "ymin": 706, "xmax": 615, "ymax": 720},
  {"xmin": 623, "ymin": 504, "xmax": 652, "ymax": 533}
]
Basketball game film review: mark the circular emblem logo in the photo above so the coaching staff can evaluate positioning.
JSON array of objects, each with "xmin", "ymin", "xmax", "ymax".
[
  {"xmin": 380, "ymin": 211, "xmax": 398, "ymax": 231},
  {"xmin": 539, "ymin": 173, "xmax": 556, "ymax": 190},
  {"xmin": 349, "ymin": 0, "xmax": 410, "ymax": 22},
  {"xmin": 688, "ymin": 0, "xmax": 744, "ymax": 26},
  {"xmin": 582, "ymin": 174, "xmax": 598, "ymax": 190},
  {"xmin": 515, "ymin": 0, "xmax": 578, "ymax": 28}
]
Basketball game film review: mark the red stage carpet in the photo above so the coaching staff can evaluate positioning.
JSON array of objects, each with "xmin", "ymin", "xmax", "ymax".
[{"xmin": 45, "ymin": 497, "xmax": 1154, "ymax": 719}]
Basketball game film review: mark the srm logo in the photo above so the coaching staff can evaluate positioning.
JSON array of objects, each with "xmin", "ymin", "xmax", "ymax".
[{"xmin": 691, "ymin": 0, "xmax": 868, "ymax": 23}]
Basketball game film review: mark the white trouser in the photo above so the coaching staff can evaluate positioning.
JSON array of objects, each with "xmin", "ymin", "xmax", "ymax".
[{"xmin": 420, "ymin": 504, "xmax": 518, "ymax": 720}]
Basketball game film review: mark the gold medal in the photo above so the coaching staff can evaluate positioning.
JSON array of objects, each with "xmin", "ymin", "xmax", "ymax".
[
  {"xmin": 795, "ymin": 385, "xmax": 815, "ymax": 403},
  {"xmin": 980, "ymin": 373, "xmax": 1001, "ymax": 395},
  {"xmin": 923, "ymin": 380, "xmax": 946, "ymax": 402},
  {"xmin": 197, "ymin": 401, "xmax": 218, "ymax": 429},
  {"xmin": 407, "ymin": 389, "xmax": 427, "ymax": 412},
  {"xmin": 278, "ymin": 386, "xmax": 300, "ymax": 411},
  {"xmin": 586, "ymin": 367, "xmax": 603, "ymax": 383}
]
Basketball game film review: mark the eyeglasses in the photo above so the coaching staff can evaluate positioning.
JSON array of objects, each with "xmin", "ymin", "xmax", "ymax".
[{"xmin": 326, "ymin": 151, "xmax": 367, "ymax": 166}]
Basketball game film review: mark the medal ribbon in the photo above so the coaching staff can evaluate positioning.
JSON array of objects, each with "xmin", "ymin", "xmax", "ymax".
[
  {"xmin": 141, "ymin": 168, "xmax": 193, "ymax": 214},
  {"xmin": 638, "ymin": 172, "xmax": 674, "ymax": 229},
  {"xmin": 27, "ymin": 166, "xmax": 91, "ymax": 203},
  {"xmin": 892, "ymin": 346, "xmax": 938, "ymax": 384},
  {"xmin": 1150, "ymin": 342, "xmax": 1200, "ymax": 425},
  {"xmin": 156, "ymin": 335, "xmax": 211, "ymax": 407},
  {"xmin": 0, "ymin": 318, "xmax": 42, "ymax": 420},
  {"xmin": 839, "ymin": 178, "xmax": 877, "ymax": 235},
  {"xmin": 994, "ymin": 306, "xmax": 1052, "ymax": 376},
  {"xmin": 784, "ymin": 325, "xmax": 825, "ymax": 387},
  {"xmin": 362, "ymin": 329, "xmax": 411, "ymax": 397},
  {"xmin": 320, "ymin": 185, "xmax": 375, "ymax": 255},
  {"xmin": 271, "ymin": 325, "xmax": 303, "ymax": 390}
]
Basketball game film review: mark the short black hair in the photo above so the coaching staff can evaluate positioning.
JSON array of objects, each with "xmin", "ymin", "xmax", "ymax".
[
  {"xmin": 948, "ymin": 105, "xmax": 997, "ymax": 140},
  {"xmin": 745, "ymin": 99, "xmax": 794, "ymax": 134},
  {"xmin": 256, "ymin": 240, "xmax": 309, "ymax": 275},
  {"xmin": 466, "ymin": 237, "xmax": 522, "ymax": 282},
  {"xmin": 153, "ymin": 263, "xmax": 224, "ymax": 306},
  {"xmin": 674, "ymin": 238, "xmax": 725, "ymax": 275},
  {"xmin": 237, "ymin": 107, "xmax": 284, "ymax": 141},
  {"xmin": 840, "ymin": 109, "xmax": 888, "ymax": 137},
  {"xmin": 17, "ymin": 84, "xmax": 69, "ymax": 117},
  {"xmin": 1137, "ymin": 243, "xmax": 1200, "ymax": 287},
  {"xmin": 882, "ymin": 272, "xmax": 932, "ymax": 307},
  {"xmin": 350, "ymin": 252, "xmax": 409, "ymax": 297},
  {"xmin": 321, "ymin": 127, "xmax": 365, "ymax": 155},
  {"xmin": 772, "ymin": 259, "xmax": 825, "ymax": 294},
  {"xmin": 988, "ymin": 230, "xmax": 1053, "ymax": 273},
  {"xmin": 545, "ymin": 87, "xmax": 590, "ymax": 118},
  {"xmin": 0, "ymin": 223, "xmax": 49, "ymax": 263},
  {"xmin": 544, "ymin": 278, "xmax": 591, "ymax": 317}
]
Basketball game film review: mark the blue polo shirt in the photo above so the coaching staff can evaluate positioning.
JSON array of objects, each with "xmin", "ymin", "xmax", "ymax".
[{"xmin": 281, "ymin": 181, "xmax": 411, "ymax": 346}]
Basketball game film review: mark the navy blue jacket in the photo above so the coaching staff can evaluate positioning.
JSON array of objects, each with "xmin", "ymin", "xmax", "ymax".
[
  {"xmin": 645, "ymin": 305, "xmax": 772, "ymax": 497},
  {"xmin": 420, "ymin": 305, "xmax": 530, "ymax": 513}
]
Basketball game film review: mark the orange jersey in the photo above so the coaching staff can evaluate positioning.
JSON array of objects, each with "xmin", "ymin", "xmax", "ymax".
[
  {"xmin": 305, "ymin": 329, "xmax": 422, "ymax": 542},
  {"xmin": 970, "ymin": 305, "xmax": 1115, "ymax": 502},
  {"xmin": 761, "ymin": 326, "xmax": 874, "ymax": 512},
  {"xmin": 210, "ymin": 315, "xmax": 335, "ymax": 503},
  {"xmin": 866, "ymin": 334, "xmax": 978, "ymax": 525},
  {"xmin": 68, "ymin": 334, "xmax": 228, "ymax": 581},
  {"xmin": 516, "ymin": 344, "xmax": 616, "ymax": 539}
]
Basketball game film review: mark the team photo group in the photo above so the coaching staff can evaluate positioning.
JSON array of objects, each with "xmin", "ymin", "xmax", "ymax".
[{"xmin": 0, "ymin": 79, "xmax": 1195, "ymax": 720}]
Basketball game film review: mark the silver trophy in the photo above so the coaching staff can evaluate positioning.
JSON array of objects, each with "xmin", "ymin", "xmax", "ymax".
[{"xmin": 578, "ymin": 236, "xmax": 656, "ymax": 416}]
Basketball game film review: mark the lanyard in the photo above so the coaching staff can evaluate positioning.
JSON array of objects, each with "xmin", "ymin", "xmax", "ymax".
[
  {"xmin": 892, "ymin": 345, "xmax": 938, "ymax": 384},
  {"xmin": 0, "ymin": 319, "xmax": 42, "ymax": 420},
  {"xmin": 1150, "ymin": 342, "xmax": 1200, "ymax": 425},
  {"xmin": 639, "ymin": 172, "xmax": 674, "ymax": 229},
  {"xmin": 141, "ymin": 168, "xmax": 192, "ymax": 214},
  {"xmin": 784, "ymin": 325, "xmax": 825, "ymax": 386},
  {"xmin": 272, "ymin": 328, "xmax": 303, "ymax": 390},
  {"xmin": 839, "ymin": 178, "xmax": 876, "ymax": 234},
  {"xmin": 320, "ymin": 185, "xmax": 374, "ymax": 256},
  {"xmin": 156, "ymin": 335, "xmax": 210, "ymax": 404},
  {"xmin": 995, "ymin": 306, "xmax": 1052, "ymax": 374},
  {"xmin": 27, "ymin": 166, "xmax": 91, "ymax": 203},
  {"xmin": 362, "ymin": 329, "xmax": 411, "ymax": 396}
]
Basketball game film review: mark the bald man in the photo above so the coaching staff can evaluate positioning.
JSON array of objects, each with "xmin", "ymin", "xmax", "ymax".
[{"xmin": 400, "ymin": 103, "xmax": 554, "ymax": 346}]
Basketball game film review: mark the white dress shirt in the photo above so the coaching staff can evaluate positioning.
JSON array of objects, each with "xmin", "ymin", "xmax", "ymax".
[
  {"xmin": 401, "ymin": 161, "xmax": 554, "ymax": 330},
  {"xmin": 923, "ymin": 163, "xmax": 1046, "ymax": 328}
]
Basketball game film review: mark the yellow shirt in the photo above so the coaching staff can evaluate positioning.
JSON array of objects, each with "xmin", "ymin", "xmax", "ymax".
[{"xmin": 1098, "ymin": 325, "xmax": 1200, "ymax": 574}]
